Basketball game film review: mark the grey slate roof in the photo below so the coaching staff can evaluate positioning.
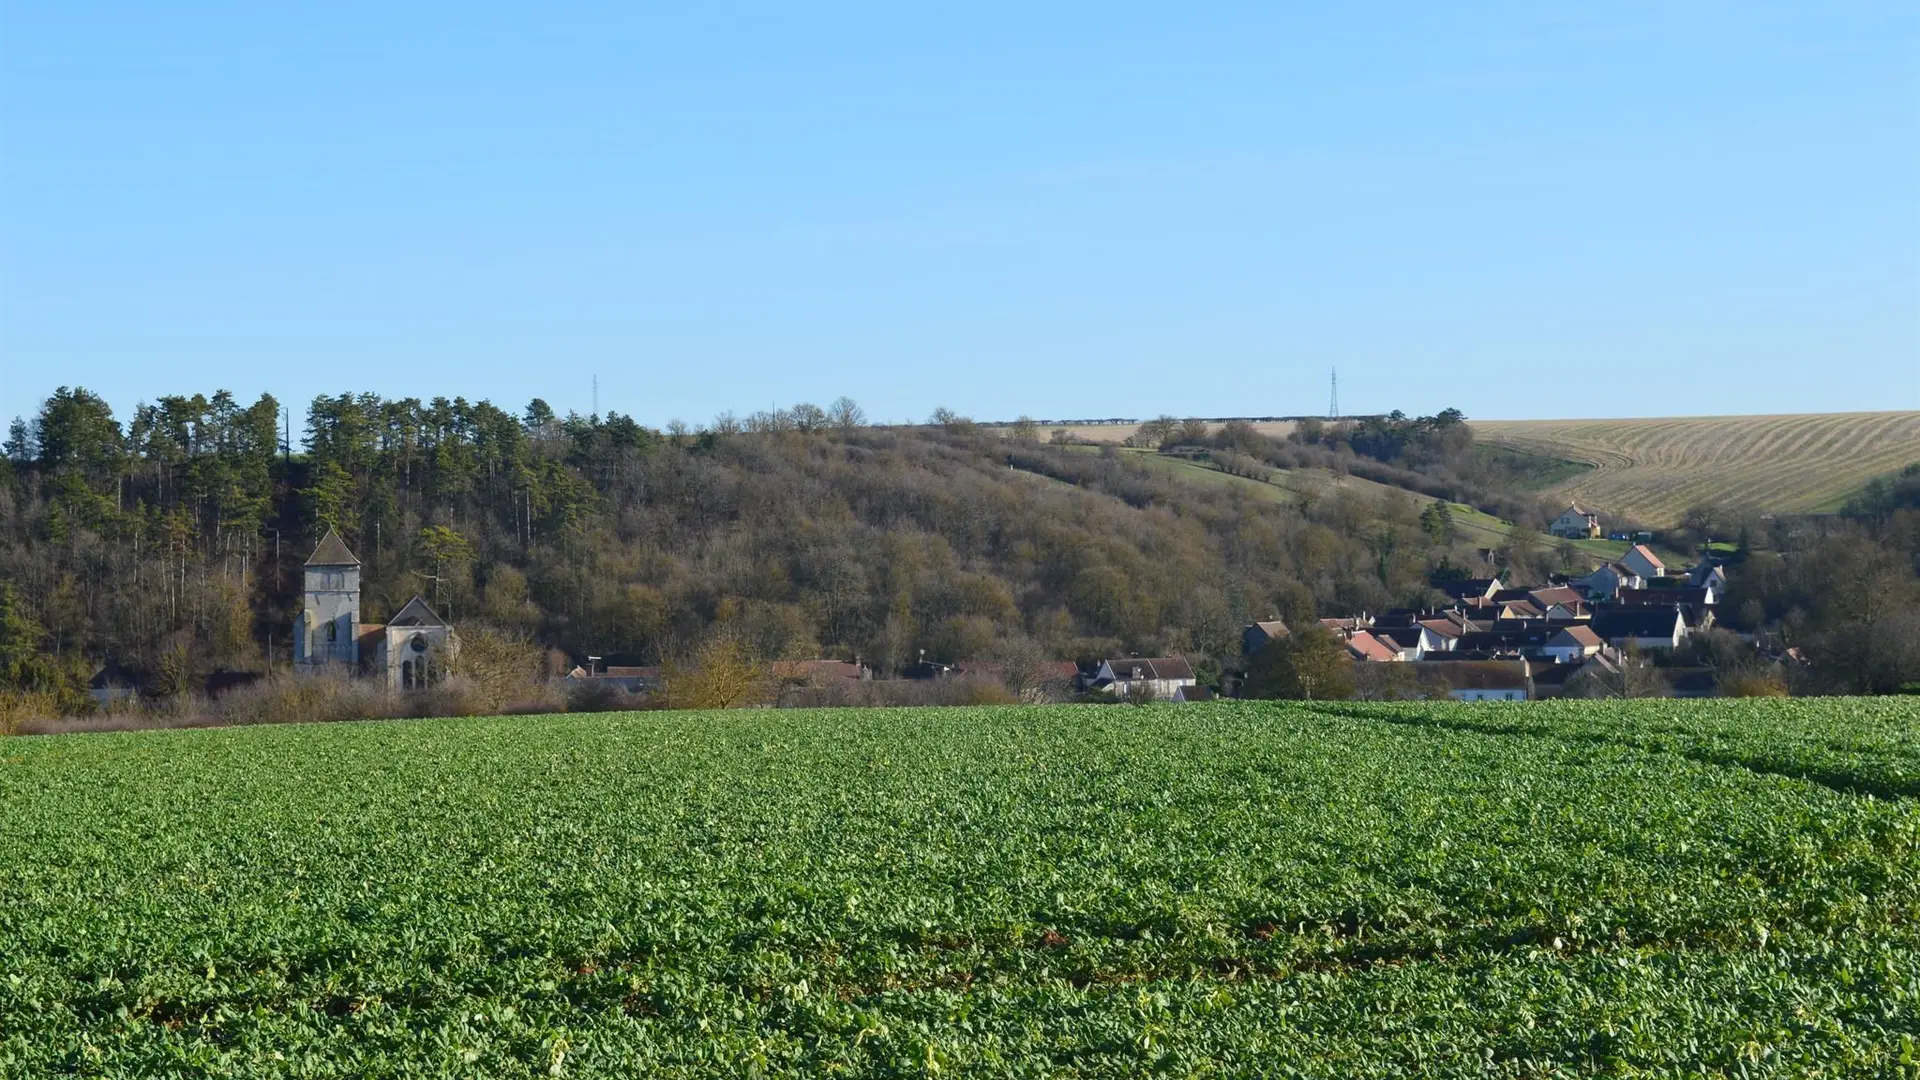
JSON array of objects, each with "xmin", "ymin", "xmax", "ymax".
[
  {"xmin": 1436, "ymin": 578, "xmax": 1501, "ymax": 601},
  {"xmin": 1106, "ymin": 657, "xmax": 1195, "ymax": 682},
  {"xmin": 387, "ymin": 595, "xmax": 447, "ymax": 627},
  {"xmin": 1590, "ymin": 607, "xmax": 1683, "ymax": 641},
  {"xmin": 305, "ymin": 529, "xmax": 361, "ymax": 567}
]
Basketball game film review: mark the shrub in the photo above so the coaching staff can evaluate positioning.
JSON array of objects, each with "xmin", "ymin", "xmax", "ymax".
[
  {"xmin": 1720, "ymin": 670, "xmax": 1790, "ymax": 698},
  {"xmin": 0, "ymin": 691, "xmax": 59, "ymax": 735},
  {"xmin": 663, "ymin": 633, "xmax": 770, "ymax": 710},
  {"xmin": 212, "ymin": 673, "xmax": 391, "ymax": 727},
  {"xmin": 456, "ymin": 626, "xmax": 548, "ymax": 711},
  {"xmin": 406, "ymin": 675, "xmax": 490, "ymax": 719}
]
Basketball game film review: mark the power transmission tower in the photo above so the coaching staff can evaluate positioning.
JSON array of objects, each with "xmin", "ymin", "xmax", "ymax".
[
  {"xmin": 1328, "ymin": 368, "xmax": 1340, "ymax": 420},
  {"xmin": 592, "ymin": 374, "xmax": 599, "ymax": 418}
]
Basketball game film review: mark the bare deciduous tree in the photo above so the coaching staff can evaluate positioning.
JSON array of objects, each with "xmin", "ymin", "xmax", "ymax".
[{"xmin": 827, "ymin": 397, "xmax": 866, "ymax": 433}]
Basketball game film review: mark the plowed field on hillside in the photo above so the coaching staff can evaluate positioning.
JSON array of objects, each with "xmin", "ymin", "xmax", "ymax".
[{"xmin": 1472, "ymin": 412, "xmax": 1920, "ymax": 525}]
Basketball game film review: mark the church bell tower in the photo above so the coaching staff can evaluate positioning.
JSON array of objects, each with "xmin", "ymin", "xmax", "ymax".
[{"xmin": 293, "ymin": 529, "xmax": 362, "ymax": 673}]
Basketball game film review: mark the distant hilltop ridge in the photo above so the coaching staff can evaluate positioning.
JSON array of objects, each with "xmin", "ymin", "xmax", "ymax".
[{"xmin": 1008, "ymin": 411, "xmax": 1919, "ymax": 526}]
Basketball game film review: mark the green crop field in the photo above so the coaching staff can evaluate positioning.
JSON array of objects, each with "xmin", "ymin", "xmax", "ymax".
[
  {"xmin": 3, "ymin": 702, "xmax": 1917, "ymax": 1077},
  {"xmin": 1473, "ymin": 412, "xmax": 1920, "ymax": 526}
]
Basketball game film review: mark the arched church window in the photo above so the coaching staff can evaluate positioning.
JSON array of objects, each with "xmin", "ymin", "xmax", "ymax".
[
  {"xmin": 401, "ymin": 660, "xmax": 414, "ymax": 689},
  {"xmin": 326, "ymin": 622, "xmax": 337, "ymax": 643}
]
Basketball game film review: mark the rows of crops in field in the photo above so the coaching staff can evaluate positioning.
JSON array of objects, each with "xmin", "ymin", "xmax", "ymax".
[
  {"xmin": 1473, "ymin": 412, "xmax": 1920, "ymax": 525},
  {"xmin": 3, "ymin": 701, "xmax": 1915, "ymax": 1077}
]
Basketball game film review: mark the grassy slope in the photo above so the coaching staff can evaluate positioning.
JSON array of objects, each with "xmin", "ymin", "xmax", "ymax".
[
  {"xmin": 1469, "ymin": 442, "xmax": 1595, "ymax": 490},
  {"xmin": 1, "ymin": 701, "xmax": 1914, "ymax": 1077},
  {"xmin": 1075, "ymin": 447, "xmax": 1653, "ymax": 566},
  {"xmin": 1473, "ymin": 411, "xmax": 1920, "ymax": 525}
]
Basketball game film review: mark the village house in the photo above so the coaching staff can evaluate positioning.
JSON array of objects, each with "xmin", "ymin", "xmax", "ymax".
[
  {"xmin": 1590, "ymin": 607, "xmax": 1689, "ymax": 651},
  {"xmin": 1435, "ymin": 577, "xmax": 1503, "ymax": 604},
  {"xmin": 1577, "ymin": 562, "xmax": 1644, "ymax": 602},
  {"xmin": 1241, "ymin": 619, "xmax": 1290, "ymax": 657},
  {"xmin": 1412, "ymin": 660, "xmax": 1532, "ymax": 701},
  {"xmin": 1549, "ymin": 505, "xmax": 1601, "ymax": 540},
  {"xmin": 1367, "ymin": 620, "xmax": 1452, "ymax": 659},
  {"xmin": 1415, "ymin": 616, "xmax": 1465, "ymax": 650},
  {"xmin": 1616, "ymin": 587, "xmax": 1717, "ymax": 630},
  {"xmin": 1453, "ymin": 623, "xmax": 1561, "ymax": 657},
  {"xmin": 563, "ymin": 664, "xmax": 663, "ymax": 694},
  {"xmin": 1344, "ymin": 631, "xmax": 1400, "ymax": 662},
  {"xmin": 1690, "ymin": 562, "xmax": 1729, "ymax": 592},
  {"xmin": 1531, "ymin": 650, "xmax": 1624, "ymax": 697},
  {"xmin": 772, "ymin": 660, "xmax": 870, "ymax": 684},
  {"xmin": 1526, "ymin": 586, "xmax": 1590, "ymax": 621},
  {"xmin": 1541, "ymin": 625, "xmax": 1605, "ymax": 664},
  {"xmin": 1087, "ymin": 657, "xmax": 1197, "ymax": 699},
  {"xmin": 1618, "ymin": 543, "xmax": 1666, "ymax": 581}
]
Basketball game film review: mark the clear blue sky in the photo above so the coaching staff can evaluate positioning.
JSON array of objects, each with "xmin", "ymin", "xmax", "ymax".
[{"xmin": 2, "ymin": 2, "xmax": 1916, "ymax": 431}]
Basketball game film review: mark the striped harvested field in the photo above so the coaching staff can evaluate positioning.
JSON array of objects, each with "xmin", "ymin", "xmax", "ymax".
[{"xmin": 1473, "ymin": 412, "xmax": 1920, "ymax": 525}]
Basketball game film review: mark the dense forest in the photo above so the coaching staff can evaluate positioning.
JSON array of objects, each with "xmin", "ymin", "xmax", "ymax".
[{"xmin": 2, "ymin": 388, "xmax": 1915, "ymax": 709}]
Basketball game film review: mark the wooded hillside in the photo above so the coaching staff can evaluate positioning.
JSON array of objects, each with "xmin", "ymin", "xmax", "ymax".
[{"xmin": 1, "ymin": 390, "xmax": 1534, "ymax": 701}]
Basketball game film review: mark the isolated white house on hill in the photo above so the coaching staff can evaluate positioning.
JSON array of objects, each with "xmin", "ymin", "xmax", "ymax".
[{"xmin": 1550, "ymin": 505, "xmax": 1601, "ymax": 539}]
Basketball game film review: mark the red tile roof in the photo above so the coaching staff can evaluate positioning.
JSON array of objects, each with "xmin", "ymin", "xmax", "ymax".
[{"xmin": 1346, "ymin": 631, "xmax": 1398, "ymax": 662}]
